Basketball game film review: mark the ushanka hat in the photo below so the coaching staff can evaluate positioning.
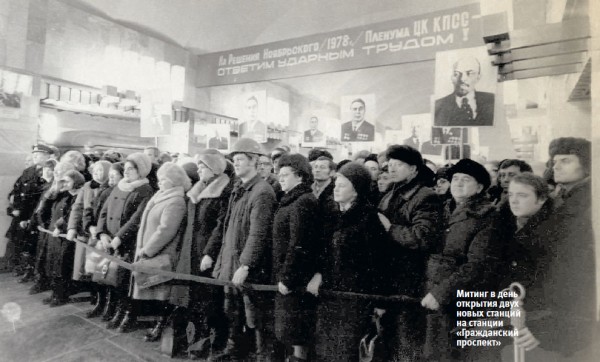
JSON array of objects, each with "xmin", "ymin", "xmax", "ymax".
[
  {"xmin": 385, "ymin": 145, "xmax": 423, "ymax": 167},
  {"xmin": 448, "ymin": 159, "xmax": 491, "ymax": 190},
  {"xmin": 549, "ymin": 137, "xmax": 591, "ymax": 174}
]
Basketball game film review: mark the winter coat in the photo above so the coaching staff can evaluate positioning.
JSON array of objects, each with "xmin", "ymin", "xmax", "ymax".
[
  {"xmin": 426, "ymin": 194, "xmax": 499, "ymax": 305},
  {"xmin": 315, "ymin": 200, "xmax": 387, "ymax": 362},
  {"xmin": 423, "ymin": 194, "xmax": 500, "ymax": 360},
  {"xmin": 131, "ymin": 186, "xmax": 187, "ymax": 301},
  {"xmin": 378, "ymin": 178, "xmax": 443, "ymax": 298},
  {"xmin": 33, "ymin": 185, "xmax": 57, "ymax": 274},
  {"xmin": 272, "ymin": 183, "xmax": 320, "ymax": 345},
  {"xmin": 6, "ymin": 166, "xmax": 46, "ymax": 241},
  {"xmin": 170, "ymin": 173, "xmax": 233, "ymax": 308},
  {"xmin": 212, "ymin": 174, "xmax": 276, "ymax": 284},
  {"xmin": 44, "ymin": 191, "xmax": 78, "ymax": 280},
  {"xmin": 96, "ymin": 179, "xmax": 154, "ymax": 261},
  {"xmin": 544, "ymin": 178, "xmax": 597, "ymax": 356},
  {"xmin": 67, "ymin": 180, "xmax": 110, "ymax": 280}
]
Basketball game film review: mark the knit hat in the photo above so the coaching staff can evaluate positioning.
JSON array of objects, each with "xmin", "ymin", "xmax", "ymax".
[
  {"xmin": 337, "ymin": 162, "xmax": 372, "ymax": 198},
  {"xmin": 386, "ymin": 145, "xmax": 423, "ymax": 167},
  {"xmin": 449, "ymin": 159, "xmax": 491, "ymax": 190},
  {"xmin": 278, "ymin": 154, "xmax": 313, "ymax": 184},
  {"xmin": 436, "ymin": 166, "xmax": 452, "ymax": 181},
  {"xmin": 157, "ymin": 162, "xmax": 192, "ymax": 191},
  {"xmin": 92, "ymin": 160, "xmax": 112, "ymax": 184},
  {"xmin": 197, "ymin": 149, "xmax": 227, "ymax": 175},
  {"xmin": 181, "ymin": 162, "xmax": 200, "ymax": 185},
  {"xmin": 62, "ymin": 169, "xmax": 85, "ymax": 189},
  {"xmin": 548, "ymin": 137, "xmax": 591, "ymax": 174},
  {"xmin": 126, "ymin": 152, "xmax": 152, "ymax": 178},
  {"xmin": 110, "ymin": 162, "xmax": 124, "ymax": 177}
]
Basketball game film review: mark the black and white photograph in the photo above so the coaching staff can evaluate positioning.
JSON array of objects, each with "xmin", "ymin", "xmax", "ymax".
[{"xmin": 0, "ymin": 1, "xmax": 597, "ymax": 362}]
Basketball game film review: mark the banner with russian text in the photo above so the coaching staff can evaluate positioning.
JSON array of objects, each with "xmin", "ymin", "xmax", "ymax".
[{"xmin": 196, "ymin": 4, "xmax": 481, "ymax": 87}]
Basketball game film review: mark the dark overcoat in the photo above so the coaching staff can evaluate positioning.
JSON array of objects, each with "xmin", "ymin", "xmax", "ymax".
[
  {"xmin": 272, "ymin": 183, "xmax": 319, "ymax": 345},
  {"xmin": 6, "ymin": 166, "xmax": 46, "ymax": 241},
  {"xmin": 44, "ymin": 191, "xmax": 78, "ymax": 279},
  {"xmin": 314, "ymin": 200, "xmax": 387, "ymax": 362}
]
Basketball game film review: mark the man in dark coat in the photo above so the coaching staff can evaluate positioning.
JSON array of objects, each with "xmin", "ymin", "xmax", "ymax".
[
  {"xmin": 5, "ymin": 144, "xmax": 53, "ymax": 275},
  {"xmin": 303, "ymin": 116, "xmax": 325, "ymax": 143},
  {"xmin": 377, "ymin": 145, "xmax": 443, "ymax": 361},
  {"xmin": 211, "ymin": 138, "xmax": 277, "ymax": 360},
  {"xmin": 434, "ymin": 57, "xmax": 495, "ymax": 127},
  {"xmin": 541, "ymin": 137, "xmax": 596, "ymax": 358}
]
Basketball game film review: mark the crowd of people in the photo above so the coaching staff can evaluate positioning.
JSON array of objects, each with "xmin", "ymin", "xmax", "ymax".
[{"xmin": 4, "ymin": 136, "xmax": 596, "ymax": 361}]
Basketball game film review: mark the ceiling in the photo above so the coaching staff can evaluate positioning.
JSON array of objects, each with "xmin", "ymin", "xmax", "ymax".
[{"xmin": 65, "ymin": 0, "xmax": 479, "ymax": 55}]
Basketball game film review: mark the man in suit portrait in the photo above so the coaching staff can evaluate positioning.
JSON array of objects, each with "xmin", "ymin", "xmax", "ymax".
[
  {"xmin": 403, "ymin": 126, "xmax": 420, "ymax": 150},
  {"xmin": 303, "ymin": 116, "xmax": 325, "ymax": 143},
  {"xmin": 434, "ymin": 56, "xmax": 495, "ymax": 127},
  {"xmin": 238, "ymin": 95, "xmax": 267, "ymax": 142},
  {"xmin": 208, "ymin": 128, "xmax": 229, "ymax": 150},
  {"xmin": 341, "ymin": 98, "xmax": 375, "ymax": 142}
]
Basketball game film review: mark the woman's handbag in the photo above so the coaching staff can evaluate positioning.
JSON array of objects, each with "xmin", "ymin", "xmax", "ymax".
[
  {"xmin": 92, "ymin": 252, "xmax": 128, "ymax": 287},
  {"xmin": 132, "ymin": 253, "xmax": 173, "ymax": 289},
  {"xmin": 84, "ymin": 240, "xmax": 103, "ymax": 274}
]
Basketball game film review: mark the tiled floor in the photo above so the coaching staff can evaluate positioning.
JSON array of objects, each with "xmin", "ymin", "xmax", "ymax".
[{"xmin": 0, "ymin": 273, "xmax": 187, "ymax": 362}]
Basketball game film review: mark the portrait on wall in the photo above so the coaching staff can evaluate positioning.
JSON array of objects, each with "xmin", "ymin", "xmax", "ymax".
[
  {"xmin": 340, "ymin": 94, "xmax": 376, "ymax": 142},
  {"xmin": 433, "ymin": 46, "xmax": 496, "ymax": 127},
  {"xmin": 266, "ymin": 96, "xmax": 290, "ymax": 129},
  {"xmin": 431, "ymin": 127, "xmax": 469, "ymax": 145},
  {"xmin": 301, "ymin": 115, "xmax": 326, "ymax": 147},
  {"xmin": 205, "ymin": 124, "xmax": 230, "ymax": 151},
  {"xmin": 399, "ymin": 113, "xmax": 432, "ymax": 152},
  {"xmin": 140, "ymin": 90, "xmax": 172, "ymax": 137},
  {"xmin": 238, "ymin": 90, "xmax": 268, "ymax": 143},
  {"xmin": 0, "ymin": 70, "xmax": 31, "ymax": 119}
]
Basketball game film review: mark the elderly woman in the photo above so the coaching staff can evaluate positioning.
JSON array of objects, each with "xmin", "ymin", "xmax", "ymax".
[
  {"xmin": 272, "ymin": 154, "xmax": 320, "ymax": 361},
  {"xmin": 44, "ymin": 169, "xmax": 86, "ymax": 306},
  {"xmin": 66, "ymin": 160, "xmax": 112, "ymax": 316},
  {"xmin": 170, "ymin": 149, "xmax": 233, "ymax": 357},
  {"xmin": 309, "ymin": 162, "xmax": 387, "ymax": 362},
  {"xmin": 421, "ymin": 159, "xmax": 500, "ymax": 361},
  {"xmin": 131, "ymin": 162, "xmax": 190, "ymax": 342},
  {"xmin": 97, "ymin": 152, "xmax": 154, "ymax": 333}
]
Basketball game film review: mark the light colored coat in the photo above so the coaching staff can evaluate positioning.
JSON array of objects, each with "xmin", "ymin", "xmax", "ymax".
[{"xmin": 131, "ymin": 186, "xmax": 187, "ymax": 301}]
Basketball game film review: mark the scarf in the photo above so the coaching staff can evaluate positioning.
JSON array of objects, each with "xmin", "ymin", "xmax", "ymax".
[
  {"xmin": 117, "ymin": 178, "xmax": 149, "ymax": 193},
  {"xmin": 186, "ymin": 173, "xmax": 230, "ymax": 204}
]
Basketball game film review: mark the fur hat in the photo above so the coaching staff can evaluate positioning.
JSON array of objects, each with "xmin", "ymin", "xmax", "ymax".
[
  {"xmin": 181, "ymin": 162, "xmax": 199, "ymax": 184},
  {"xmin": 278, "ymin": 154, "xmax": 313, "ymax": 184},
  {"xmin": 548, "ymin": 137, "xmax": 591, "ymax": 174},
  {"xmin": 126, "ymin": 152, "xmax": 152, "ymax": 178},
  {"xmin": 449, "ymin": 159, "xmax": 491, "ymax": 190},
  {"xmin": 337, "ymin": 162, "xmax": 372, "ymax": 198},
  {"xmin": 62, "ymin": 169, "xmax": 85, "ymax": 189},
  {"xmin": 157, "ymin": 162, "xmax": 192, "ymax": 191},
  {"xmin": 61, "ymin": 150, "xmax": 86, "ymax": 171},
  {"xmin": 197, "ymin": 149, "xmax": 227, "ymax": 175},
  {"xmin": 308, "ymin": 149, "xmax": 333, "ymax": 162},
  {"xmin": 93, "ymin": 160, "xmax": 112, "ymax": 184},
  {"xmin": 386, "ymin": 145, "xmax": 423, "ymax": 167}
]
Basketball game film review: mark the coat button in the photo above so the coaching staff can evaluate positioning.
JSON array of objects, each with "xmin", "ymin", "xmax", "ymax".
[
  {"xmin": 445, "ymin": 228, "xmax": 450, "ymax": 232},
  {"xmin": 109, "ymin": 217, "xmax": 113, "ymax": 220},
  {"xmin": 511, "ymin": 261, "xmax": 517, "ymax": 267}
]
